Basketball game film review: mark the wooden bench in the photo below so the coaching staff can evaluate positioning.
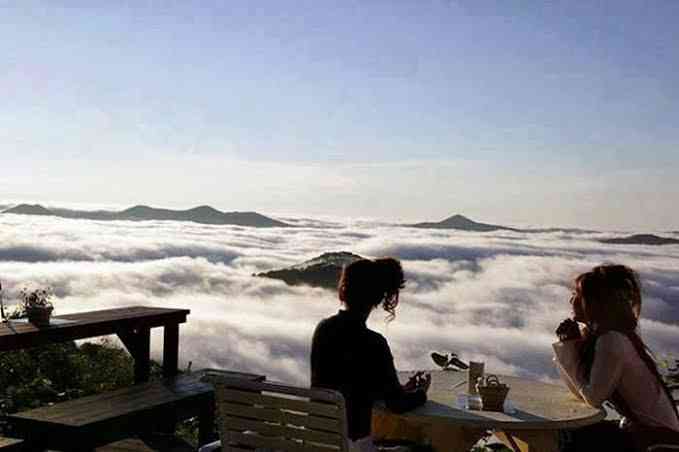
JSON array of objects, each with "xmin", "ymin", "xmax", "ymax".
[
  {"xmin": 0, "ymin": 437, "xmax": 23, "ymax": 451},
  {"xmin": 7, "ymin": 374, "xmax": 215, "ymax": 451}
]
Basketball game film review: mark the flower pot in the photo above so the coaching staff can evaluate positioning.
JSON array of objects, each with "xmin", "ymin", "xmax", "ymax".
[{"xmin": 26, "ymin": 305, "xmax": 53, "ymax": 327}]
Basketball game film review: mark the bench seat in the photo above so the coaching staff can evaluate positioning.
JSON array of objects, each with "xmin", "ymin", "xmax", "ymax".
[
  {"xmin": 7, "ymin": 374, "xmax": 213, "ymax": 451},
  {"xmin": 95, "ymin": 435, "xmax": 193, "ymax": 452}
]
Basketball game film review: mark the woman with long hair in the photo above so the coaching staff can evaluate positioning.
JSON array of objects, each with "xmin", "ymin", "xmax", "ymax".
[
  {"xmin": 311, "ymin": 257, "xmax": 430, "ymax": 452},
  {"xmin": 554, "ymin": 264, "xmax": 679, "ymax": 451}
]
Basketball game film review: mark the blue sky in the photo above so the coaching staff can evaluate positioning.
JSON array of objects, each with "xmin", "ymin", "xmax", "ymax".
[{"xmin": 1, "ymin": 1, "xmax": 678, "ymax": 229}]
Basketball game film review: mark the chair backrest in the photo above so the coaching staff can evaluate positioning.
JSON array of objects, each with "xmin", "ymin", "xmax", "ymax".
[{"xmin": 213, "ymin": 375, "xmax": 349, "ymax": 452}]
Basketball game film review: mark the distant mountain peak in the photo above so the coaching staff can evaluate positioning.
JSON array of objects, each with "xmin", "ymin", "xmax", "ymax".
[
  {"xmin": 291, "ymin": 251, "xmax": 364, "ymax": 271},
  {"xmin": 187, "ymin": 205, "xmax": 221, "ymax": 214},
  {"xmin": 257, "ymin": 251, "xmax": 365, "ymax": 289},
  {"xmin": 446, "ymin": 214, "xmax": 468, "ymax": 220},
  {"xmin": 122, "ymin": 205, "xmax": 153, "ymax": 213},
  {"xmin": 409, "ymin": 214, "xmax": 517, "ymax": 232}
]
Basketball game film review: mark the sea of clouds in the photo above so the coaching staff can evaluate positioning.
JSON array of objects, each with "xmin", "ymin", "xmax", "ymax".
[{"xmin": 1, "ymin": 213, "xmax": 678, "ymax": 385}]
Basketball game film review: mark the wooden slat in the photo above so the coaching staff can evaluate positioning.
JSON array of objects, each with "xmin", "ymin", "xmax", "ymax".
[
  {"xmin": 212, "ymin": 377, "xmax": 343, "ymax": 404},
  {"xmin": 225, "ymin": 416, "xmax": 342, "ymax": 446},
  {"xmin": 0, "ymin": 437, "xmax": 23, "ymax": 451},
  {"xmin": 218, "ymin": 402, "xmax": 341, "ymax": 433},
  {"xmin": 226, "ymin": 446, "xmax": 255, "ymax": 452},
  {"xmin": 219, "ymin": 388, "xmax": 340, "ymax": 418},
  {"xmin": 95, "ymin": 435, "xmax": 194, "ymax": 451},
  {"xmin": 226, "ymin": 431, "xmax": 338, "ymax": 452},
  {"xmin": 8, "ymin": 375, "xmax": 212, "ymax": 426}
]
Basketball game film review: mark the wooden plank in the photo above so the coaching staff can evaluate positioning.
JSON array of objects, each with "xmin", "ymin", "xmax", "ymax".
[
  {"xmin": 8, "ymin": 375, "xmax": 212, "ymax": 426},
  {"xmin": 225, "ymin": 416, "xmax": 342, "ymax": 446},
  {"xmin": 11, "ymin": 394, "xmax": 213, "ymax": 450},
  {"xmin": 226, "ymin": 431, "xmax": 339, "ymax": 452},
  {"xmin": 0, "ymin": 306, "xmax": 189, "ymax": 352},
  {"xmin": 213, "ymin": 378, "xmax": 343, "ymax": 405},
  {"xmin": 95, "ymin": 435, "xmax": 194, "ymax": 452},
  {"xmin": 218, "ymin": 388, "xmax": 340, "ymax": 418},
  {"xmin": 218, "ymin": 402, "xmax": 341, "ymax": 432},
  {"xmin": 227, "ymin": 447, "xmax": 255, "ymax": 452},
  {"xmin": 96, "ymin": 438, "xmax": 155, "ymax": 451},
  {"xmin": 0, "ymin": 437, "xmax": 23, "ymax": 452}
]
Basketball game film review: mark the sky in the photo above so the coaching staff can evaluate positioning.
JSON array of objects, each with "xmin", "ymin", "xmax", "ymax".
[{"xmin": 1, "ymin": 1, "xmax": 678, "ymax": 229}]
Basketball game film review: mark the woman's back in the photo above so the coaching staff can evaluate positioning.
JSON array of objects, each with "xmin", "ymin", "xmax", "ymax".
[
  {"xmin": 604, "ymin": 332, "xmax": 679, "ymax": 431},
  {"xmin": 311, "ymin": 309, "xmax": 424, "ymax": 441}
]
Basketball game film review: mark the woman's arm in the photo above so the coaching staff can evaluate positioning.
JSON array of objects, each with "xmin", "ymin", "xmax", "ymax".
[
  {"xmin": 553, "ymin": 339, "xmax": 585, "ymax": 400},
  {"xmin": 375, "ymin": 336, "xmax": 426, "ymax": 413},
  {"xmin": 579, "ymin": 333, "xmax": 625, "ymax": 407},
  {"xmin": 554, "ymin": 332, "xmax": 625, "ymax": 408}
]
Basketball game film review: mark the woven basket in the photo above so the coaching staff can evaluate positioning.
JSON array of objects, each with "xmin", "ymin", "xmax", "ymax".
[{"xmin": 476, "ymin": 375, "xmax": 510, "ymax": 412}]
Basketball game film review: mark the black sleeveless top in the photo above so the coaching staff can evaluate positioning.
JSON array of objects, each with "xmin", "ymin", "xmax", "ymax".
[{"xmin": 311, "ymin": 310, "xmax": 426, "ymax": 440}]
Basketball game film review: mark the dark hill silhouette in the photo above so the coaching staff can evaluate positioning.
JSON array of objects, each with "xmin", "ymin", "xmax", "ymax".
[
  {"xmin": 2, "ymin": 203, "xmax": 291, "ymax": 227},
  {"xmin": 410, "ymin": 214, "xmax": 520, "ymax": 232},
  {"xmin": 600, "ymin": 234, "xmax": 679, "ymax": 246},
  {"xmin": 4, "ymin": 204, "xmax": 54, "ymax": 216},
  {"xmin": 408, "ymin": 214, "xmax": 597, "ymax": 234},
  {"xmin": 256, "ymin": 251, "xmax": 364, "ymax": 289}
]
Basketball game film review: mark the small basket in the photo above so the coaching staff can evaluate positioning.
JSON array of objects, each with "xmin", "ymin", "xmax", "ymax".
[{"xmin": 475, "ymin": 375, "xmax": 510, "ymax": 412}]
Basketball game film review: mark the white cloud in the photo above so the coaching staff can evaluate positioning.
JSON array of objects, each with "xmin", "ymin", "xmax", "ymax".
[{"xmin": 0, "ymin": 213, "xmax": 678, "ymax": 385}]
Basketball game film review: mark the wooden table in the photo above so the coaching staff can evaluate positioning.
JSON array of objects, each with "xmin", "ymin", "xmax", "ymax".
[
  {"xmin": 373, "ymin": 371, "xmax": 605, "ymax": 452},
  {"xmin": 0, "ymin": 306, "xmax": 190, "ymax": 382}
]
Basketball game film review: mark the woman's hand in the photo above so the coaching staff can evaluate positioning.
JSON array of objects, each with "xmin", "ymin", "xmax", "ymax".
[
  {"xmin": 403, "ymin": 371, "xmax": 431, "ymax": 394},
  {"xmin": 556, "ymin": 318, "xmax": 582, "ymax": 342},
  {"xmin": 403, "ymin": 371, "xmax": 424, "ymax": 392},
  {"xmin": 417, "ymin": 373, "xmax": 432, "ymax": 394}
]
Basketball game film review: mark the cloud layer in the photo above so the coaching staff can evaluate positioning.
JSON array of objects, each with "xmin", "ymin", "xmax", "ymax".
[{"xmin": 1, "ymin": 213, "xmax": 678, "ymax": 384}]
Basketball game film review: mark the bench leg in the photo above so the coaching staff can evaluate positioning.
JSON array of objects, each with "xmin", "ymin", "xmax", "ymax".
[{"xmin": 199, "ymin": 395, "xmax": 217, "ymax": 446}]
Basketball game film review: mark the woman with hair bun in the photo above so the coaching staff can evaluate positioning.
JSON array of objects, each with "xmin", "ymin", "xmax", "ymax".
[
  {"xmin": 311, "ymin": 257, "xmax": 430, "ymax": 452},
  {"xmin": 554, "ymin": 264, "xmax": 679, "ymax": 451}
]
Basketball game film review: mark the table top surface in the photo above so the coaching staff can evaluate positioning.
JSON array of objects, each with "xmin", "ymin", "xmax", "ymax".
[
  {"xmin": 0, "ymin": 306, "xmax": 190, "ymax": 350},
  {"xmin": 381, "ymin": 370, "xmax": 605, "ymax": 431}
]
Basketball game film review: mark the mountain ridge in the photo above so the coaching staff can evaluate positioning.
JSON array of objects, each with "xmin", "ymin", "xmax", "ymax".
[
  {"xmin": 599, "ymin": 234, "xmax": 679, "ymax": 246},
  {"xmin": 3, "ymin": 203, "xmax": 292, "ymax": 227}
]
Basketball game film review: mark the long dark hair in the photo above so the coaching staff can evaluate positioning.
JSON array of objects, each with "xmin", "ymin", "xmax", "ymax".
[
  {"xmin": 576, "ymin": 264, "xmax": 679, "ymax": 424},
  {"xmin": 338, "ymin": 257, "xmax": 405, "ymax": 321}
]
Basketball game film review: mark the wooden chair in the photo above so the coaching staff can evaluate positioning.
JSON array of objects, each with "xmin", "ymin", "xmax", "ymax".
[{"xmin": 203, "ymin": 375, "xmax": 349, "ymax": 452}]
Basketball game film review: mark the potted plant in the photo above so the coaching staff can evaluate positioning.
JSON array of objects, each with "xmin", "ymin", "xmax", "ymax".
[{"xmin": 21, "ymin": 287, "xmax": 54, "ymax": 327}]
